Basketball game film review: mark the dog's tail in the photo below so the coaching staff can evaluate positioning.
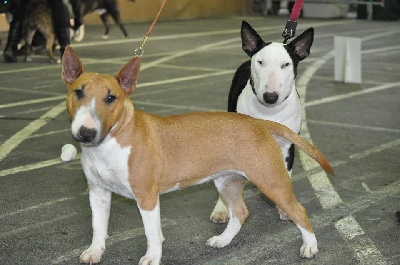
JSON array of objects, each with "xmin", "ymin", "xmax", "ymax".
[{"xmin": 267, "ymin": 121, "xmax": 334, "ymax": 175}]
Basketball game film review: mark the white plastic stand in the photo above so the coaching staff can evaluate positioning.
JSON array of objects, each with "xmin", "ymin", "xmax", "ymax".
[{"xmin": 334, "ymin": 36, "xmax": 362, "ymax": 84}]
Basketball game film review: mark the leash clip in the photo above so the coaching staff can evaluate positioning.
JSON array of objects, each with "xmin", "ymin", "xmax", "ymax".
[
  {"xmin": 134, "ymin": 47, "xmax": 144, "ymax": 58},
  {"xmin": 282, "ymin": 20, "xmax": 297, "ymax": 44},
  {"xmin": 134, "ymin": 35, "xmax": 150, "ymax": 58}
]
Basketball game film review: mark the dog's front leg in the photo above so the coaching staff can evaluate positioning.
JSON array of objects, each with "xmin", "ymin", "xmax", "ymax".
[
  {"xmin": 138, "ymin": 197, "xmax": 164, "ymax": 265},
  {"xmin": 80, "ymin": 185, "xmax": 112, "ymax": 264}
]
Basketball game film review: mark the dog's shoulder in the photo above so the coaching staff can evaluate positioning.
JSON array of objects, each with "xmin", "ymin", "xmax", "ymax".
[{"xmin": 228, "ymin": 60, "xmax": 251, "ymax": 112}]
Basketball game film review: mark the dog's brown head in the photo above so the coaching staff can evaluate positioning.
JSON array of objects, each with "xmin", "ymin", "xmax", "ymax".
[{"xmin": 61, "ymin": 46, "xmax": 140, "ymax": 145}]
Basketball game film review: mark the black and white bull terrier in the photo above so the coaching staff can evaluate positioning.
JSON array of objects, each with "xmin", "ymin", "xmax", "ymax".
[{"xmin": 211, "ymin": 20, "xmax": 314, "ymax": 222}]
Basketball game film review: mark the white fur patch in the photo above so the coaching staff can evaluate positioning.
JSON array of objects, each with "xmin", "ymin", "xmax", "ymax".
[
  {"xmin": 138, "ymin": 198, "xmax": 164, "ymax": 265},
  {"xmin": 71, "ymin": 99, "xmax": 102, "ymax": 142},
  {"xmin": 250, "ymin": 43, "xmax": 296, "ymax": 106},
  {"xmin": 81, "ymin": 136, "xmax": 135, "ymax": 199},
  {"xmin": 297, "ymin": 224, "xmax": 318, "ymax": 258},
  {"xmin": 207, "ymin": 215, "xmax": 242, "ymax": 248}
]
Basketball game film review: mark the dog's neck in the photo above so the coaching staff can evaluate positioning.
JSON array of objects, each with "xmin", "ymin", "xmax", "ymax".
[{"xmin": 108, "ymin": 99, "xmax": 135, "ymax": 142}]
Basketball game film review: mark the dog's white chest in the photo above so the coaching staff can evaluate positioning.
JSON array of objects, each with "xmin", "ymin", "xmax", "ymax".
[
  {"xmin": 81, "ymin": 137, "xmax": 135, "ymax": 199},
  {"xmin": 237, "ymin": 86, "xmax": 301, "ymax": 133}
]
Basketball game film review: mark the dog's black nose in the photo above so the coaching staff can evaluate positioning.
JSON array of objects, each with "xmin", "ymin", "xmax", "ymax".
[
  {"xmin": 263, "ymin": 92, "xmax": 279, "ymax": 104},
  {"xmin": 77, "ymin": 126, "xmax": 97, "ymax": 143}
]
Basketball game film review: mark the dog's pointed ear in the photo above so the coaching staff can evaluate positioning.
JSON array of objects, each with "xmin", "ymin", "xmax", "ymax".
[
  {"xmin": 61, "ymin": 45, "xmax": 84, "ymax": 85},
  {"xmin": 288, "ymin": 28, "xmax": 314, "ymax": 61},
  {"xmin": 115, "ymin": 56, "xmax": 141, "ymax": 95},
  {"xmin": 241, "ymin": 21, "xmax": 265, "ymax": 57}
]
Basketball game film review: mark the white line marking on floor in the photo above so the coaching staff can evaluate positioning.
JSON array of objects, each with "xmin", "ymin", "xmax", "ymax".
[
  {"xmin": 362, "ymin": 44, "xmax": 400, "ymax": 54},
  {"xmin": 0, "ymin": 212, "xmax": 78, "ymax": 239},
  {"xmin": 0, "ymin": 155, "xmax": 80, "ymax": 178},
  {"xmin": 0, "ymin": 197, "xmax": 75, "ymax": 219},
  {"xmin": 307, "ymin": 171, "xmax": 342, "ymax": 208},
  {"xmin": 335, "ymin": 215, "xmax": 387, "ymax": 265},
  {"xmin": 350, "ymin": 138, "xmax": 400, "ymax": 160},
  {"xmin": 305, "ymin": 82, "xmax": 400, "ymax": 108},
  {"xmin": 361, "ymin": 182, "xmax": 371, "ymax": 192},
  {"xmin": 51, "ymin": 19, "xmax": 351, "ymax": 50},
  {"xmin": 296, "ymin": 30, "xmax": 394, "ymax": 264},
  {"xmin": 27, "ymin": 129, "xmax": 70, "ymax": 139},
  {"xmin": 0, "ymin": 95, "xmax": 65, "ymax": 109},
  {"xmin": 133, "ymin": 100, "xmax": 222, "ymax": 112},
  {"xmin": 139, "ymin": 69, "xmax": 235, "ymax": 88},
  {"xmin": 307, "ymin": 119, "xmax": 400, "ymax": 134},
  {"xmin": 0, "ymin": 101, "xmax": 66, "ymax": 161}
]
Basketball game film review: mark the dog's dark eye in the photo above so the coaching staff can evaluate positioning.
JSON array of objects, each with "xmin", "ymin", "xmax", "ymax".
[
  {"xmin": 74, "ymin": 88, "xmax": 84, "ymax": 99},
  {"xmin": 257, "ymin": 60, "xmax": 263, "ymax": 66},
  {"xmin": 105, "ymin": 94, "xmax": 116, "ymax": 104},
  {"xmin": 281, "ymin": 63, "xmax": 290, "ymax": 69}
]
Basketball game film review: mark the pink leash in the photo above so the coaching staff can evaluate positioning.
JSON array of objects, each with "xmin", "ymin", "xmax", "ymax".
[{"xmin": 282, "ymin": 0, "xmax": 304, "ymax": 43}]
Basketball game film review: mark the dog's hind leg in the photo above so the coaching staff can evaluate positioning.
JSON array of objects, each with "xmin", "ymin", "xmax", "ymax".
[
  {"xmin": 276, "ymin": 195, "xmax": 318, "ymax": 258},
  {"xmin": 99, "ymin": 13, "xmax": 111, "ymax": 39},
  {"xmin": 210, "ymin": 196, "xmax": 229, "ymax": 223},
  {"xmin": 36, "ymin": 18, "xmax": 57, "ymax": 63},
  {"xmin": 250, "ymin": 163, "xmax": 318, "ymax": 258},
  {"xmin": 24, "ymin": 27, "xmax": 36, "ymax": 62},
  {"xmin": 207, "ymin": 175, "xmax": 248, "ymax": 248},
  {"xmin": 43, "ymin": 33, "xmax": 57, "ymax": 63},
  {"xmin": 107, "ymin": 4, "xmax": 128, "ymax": 37},
  {"xmin": 277, "ymin": 142, "xmax": 295, "ymax": 221}
]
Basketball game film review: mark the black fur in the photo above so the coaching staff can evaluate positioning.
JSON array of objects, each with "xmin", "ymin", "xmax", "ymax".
[
  {"xmin": 285, "ymin": 144, "xmax": 295, "ymax": 171},
  {"xmin": 241, "ymin": 21, "xmax": 267, "ymax": 57},
  {"xmin": 228, "ymin": 60, "xmax": 251, "ymax": 112},
  {"xmin": 70, "ymin": 0, "xmax": 128, "ymax": 37},
  {"xmin": 283, "ymin": 27, "xmax": 314, "ymax": 78}
]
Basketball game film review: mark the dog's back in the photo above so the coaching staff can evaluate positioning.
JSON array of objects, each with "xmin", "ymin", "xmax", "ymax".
[
  {"xmin": 72, "ymin": 0, "xmax": 128, "ymax": 38},
  {"xmin": 134, "ymin": 110, "xmax": 334, "ymax": 185}
]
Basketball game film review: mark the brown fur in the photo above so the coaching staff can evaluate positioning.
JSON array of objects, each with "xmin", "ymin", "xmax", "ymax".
[{"xmin": 23, "ymin": 0, "xmax": 57, "ymax": 63}]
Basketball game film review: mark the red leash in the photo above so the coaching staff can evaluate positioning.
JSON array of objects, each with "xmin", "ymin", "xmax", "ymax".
[{"xmin": 282, "ymin": 0, "xmax": 304, "ymax": 43}]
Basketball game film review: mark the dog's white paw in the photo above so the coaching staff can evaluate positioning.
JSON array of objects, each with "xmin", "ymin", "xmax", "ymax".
[
  {"xmin": 79, "ymin": 246, "xmax": 104, "ymax": 264},
  {"xmin": 206, "ymin": 235, "xmax": 231, "ymax": 249},
  {"xmin": 300, "ymin": 242, "xmax": 318, "ymax": 258},
  {"xmin": 73, "ymin": 36, "xmax": 83, "ymax": 42},
  {"xmin": 138, "ymin": 245, "xmax": 162, "ymax": 265},
  {"xmin": 139, "ymin": 255, "xmax": 161, "ymax": 265},
  {"xmin": 101, "ymin": 35, "xmax": 109, "ymax": 40},
  {"xmin": 73, "ymin": 25, "xmax": 84, "ymax": 42}
]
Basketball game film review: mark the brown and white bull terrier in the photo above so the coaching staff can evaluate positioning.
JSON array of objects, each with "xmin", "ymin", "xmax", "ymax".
[{"xmin": 61, "ymin": 46, "xmax": 333, "ymax": 265}]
